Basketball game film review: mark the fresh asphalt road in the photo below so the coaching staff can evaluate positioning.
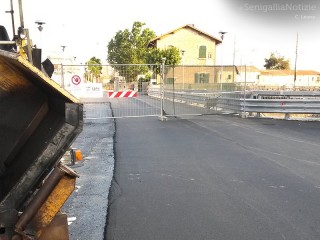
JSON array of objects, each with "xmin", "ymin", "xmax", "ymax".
[{"xmin": 106, "ymin": 114, "xmax": 320, "ymax": 240}]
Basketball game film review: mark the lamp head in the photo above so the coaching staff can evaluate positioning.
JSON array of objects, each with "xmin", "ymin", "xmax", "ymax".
[
  {"xmin": 35, "ymin": 21, "xmax": 45, "ymax": 32},
  {"xmin": 219, "ymin": 31, "xmax": 227, "ymax": 40}
]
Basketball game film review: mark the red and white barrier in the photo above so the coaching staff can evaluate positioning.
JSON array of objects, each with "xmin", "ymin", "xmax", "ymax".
[{"xmin": 108, "ymin": 91, "xmax": 137, "ymax": 98}]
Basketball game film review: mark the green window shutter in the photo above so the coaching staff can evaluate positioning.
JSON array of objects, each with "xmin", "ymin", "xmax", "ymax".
[
  {"xmin": 199, "ymin": 73, "xmax": 204, "ymax": 83},
  {"xmin": 199, "ymin": 46, "xmax": 206, "ymax": 58},
  {"xmin": 166, "ymin": 78, "xmax": 174, "ymax": 84},
  {"xmin": 195, "ymin": 73, "xmax": 209, "ymax": 83},
  {"xmin": 204, "ymin": 73, "xmax": 209, "ymax": 83},
  {"xmin": 195, "ymin": 73, "xmax": 200, "ymax": 83}
]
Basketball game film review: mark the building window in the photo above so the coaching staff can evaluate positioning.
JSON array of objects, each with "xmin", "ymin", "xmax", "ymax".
[
  {"xmin": 208, "ymin": 52, "xmax": 212, "ymax": 59},
  {"xmin": 257, "ymin": 75, "xmax": 260, "ymax": 79},
  {"xmin": 165, "ymin": 78, "xmax": 175, "ymax": 84},
  {"xmin": 195, "ymin": 73, "xmax": 209, "ymax": 83},
  {"xmin": 228, "ymin": 75, "xmax": 232, "ymax": 80},
  {"xmin": 199, "ymin": 45, "xmax": 207, "ymax": 58}
]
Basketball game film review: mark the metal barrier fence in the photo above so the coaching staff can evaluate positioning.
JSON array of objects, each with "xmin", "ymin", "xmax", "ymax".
[
  {"xmin": 148, "ymin": 89, "xmax": 219, "ymax": 116},
  {"xmin": 108, "ymin": 95, "xmax": 161, "ymax": 118},
  {"xmin": 106, "ymin": 64, "xmax": 161, "ymax": 118},
  {"xmin": 53, "ymin": 63, "xmax": 320, "ymax": 120},
  {"xmin": 81, "ymin": 94, "xmax": 162, "ymax": 119},
  {"xmin": 148, "ymin": 86, "xmax": 320, "ymax": 119}
]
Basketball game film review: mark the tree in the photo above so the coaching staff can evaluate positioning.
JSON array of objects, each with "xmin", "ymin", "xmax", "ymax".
[
  {"xmin": 85, "ymin": 57, "xmax": 102, "ymax": 82},
  {"xmin": 147, "ymin": 47, "xmax": 182, "ymax": 76},
  {"xmin": 264, "ymin": 52, "xmax": 290, "ymax": 70},
  {"xmin": 107, "ymin": 22, "xmax": 156, "ymax": 82}
]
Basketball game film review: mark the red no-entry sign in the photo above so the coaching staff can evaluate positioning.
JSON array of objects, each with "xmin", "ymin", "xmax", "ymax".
[{"xmin": 71, "ymin": 75, "xmax": 81, "ymax": 85}]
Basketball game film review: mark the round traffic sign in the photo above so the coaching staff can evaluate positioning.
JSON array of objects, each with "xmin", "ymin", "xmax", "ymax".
[{"xmin": 71, "ymin": 75, "xmax": 81, "ymax": 85}]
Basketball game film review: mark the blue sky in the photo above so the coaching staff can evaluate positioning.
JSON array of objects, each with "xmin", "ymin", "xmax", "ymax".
[{"xmin": 1, "ymin": 0, "xmax": 319, "ymax": 70}]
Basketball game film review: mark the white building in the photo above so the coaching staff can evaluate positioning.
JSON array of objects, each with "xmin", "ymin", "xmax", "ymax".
[
  {"xmin": 258, "ymin": 70, "xmax": 320, "ymax": 88},
  {"xmin": 236, "ymin": 66, "xmax": 261, "ymax": 85}
]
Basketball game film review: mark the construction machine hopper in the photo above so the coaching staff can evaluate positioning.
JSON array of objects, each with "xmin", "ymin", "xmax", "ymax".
[{"xmin": 0, "ymin": 48, "xmax": 83, "ymax": 239}]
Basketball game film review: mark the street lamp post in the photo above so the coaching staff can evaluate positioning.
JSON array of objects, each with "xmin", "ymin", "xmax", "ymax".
[
  {"xmin": 181, "ymin": 50, "xmax": 185, "ymax": 90},
  {"xmin": 60, "ymin": 45, "xmax": 67, "ymax": 88},
  {"xmin": 293, "ymin": 32, "xmax": 299, "ymax": 90},
  {"xmin": 33, "ymin": 21, "xmax": 45, "ymax": 70},
  {"xmin": 219, "ymin": 31, "xmax": 227, "ymax": 91},
  {"xmin": 35, "ymin": 20, "xmax": 45, "ymax": 47}
]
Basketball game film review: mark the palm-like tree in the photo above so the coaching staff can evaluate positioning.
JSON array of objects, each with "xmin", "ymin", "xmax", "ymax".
[{"xmin": 85, "ymin": 57, "xmax": 102, "ymax": 82}]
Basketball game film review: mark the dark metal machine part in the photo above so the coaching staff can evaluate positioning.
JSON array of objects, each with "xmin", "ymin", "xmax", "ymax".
[{"xmin": 0, "ymin": 50, "xmax": 83, "ymax": 239}]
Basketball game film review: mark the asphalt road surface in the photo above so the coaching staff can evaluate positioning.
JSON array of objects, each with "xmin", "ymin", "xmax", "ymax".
[{"xmin": 106, "ymin": 114, "xmax": 320, "ymax": 240}]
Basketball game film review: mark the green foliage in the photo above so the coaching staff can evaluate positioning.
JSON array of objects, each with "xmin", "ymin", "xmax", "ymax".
[
  {"xmin": 264, "ymin": 52, "xmax": 290, "ymax": 70},
  {"xmin": 107, "ymin": 21, "xmax": 183, "ymax": 81},
  {"xmin": 138, "ymin": 72, "xmax": 152, "ymax": 82},
  {"xmin": 107, "ymin": 21, "xmax": 156, "ymax": 82},
  {"xmin": 162, "ymin": 47, "xmax": 182, "ymax": 65},
  {"xmin": 147, "ymin": 47, "xmax": 182, "ymax": 75},
  {"xmin": 85, "ymin": 57, "xmax": 102, "ymax": 82}
]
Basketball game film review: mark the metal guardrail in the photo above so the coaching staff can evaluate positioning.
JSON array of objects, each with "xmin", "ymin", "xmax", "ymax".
[
  {"xmin": 217, "ymin": 91, "xmax": 320, "ymax": 115},
  {"xmin": 165, "ymin": 92, "xmax": 220, "ymax": 108},
  {"xmin": 148, "ymin": 89, "xmax": 220, "ymax": 110},
  {"xmin": 147, "ymin": 87, "xmax": 320, "ymax": 117}
]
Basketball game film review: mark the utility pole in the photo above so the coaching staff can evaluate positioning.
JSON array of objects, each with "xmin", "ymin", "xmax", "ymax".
[
  {"xmin": 181, "ymin": 50, "xmax": 185, "ymax": 90},
  {"xmin": 5, "ymin": 0, "xmax": 16, "ymax": 39},
  {"xmin": 294, "ymin": 32, "xmax": 298, "ymax": 89},
  {"xmin": 232, "ymin": 36, "xmax": 236, "ymax": 83},
  {"xmin": 35, "ymin": 21, "xmax": 45, "ymax": 48},
  {"xmin": 219, "ymin": 31, "xmax": 227, "ymax": 91}
]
